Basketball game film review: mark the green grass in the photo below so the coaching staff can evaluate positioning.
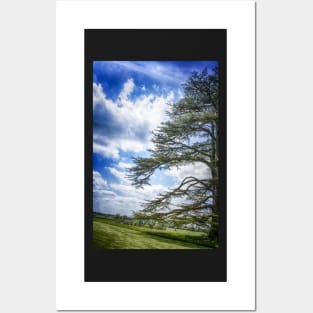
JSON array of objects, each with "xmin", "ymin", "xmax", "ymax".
[{"xmin": 93, "ymin": 216, "xmax": 210, "ymax": 249}]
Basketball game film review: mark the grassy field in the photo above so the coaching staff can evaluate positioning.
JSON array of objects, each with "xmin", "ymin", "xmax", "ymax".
[{"xmin": 93, "ymin": 216, "xmax": 210, "ymax": 249}]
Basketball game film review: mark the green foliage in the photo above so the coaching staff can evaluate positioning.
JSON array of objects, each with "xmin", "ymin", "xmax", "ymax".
[{"xmin": 128, "ymin": 68, "xmax": 220, "ymax": 246}]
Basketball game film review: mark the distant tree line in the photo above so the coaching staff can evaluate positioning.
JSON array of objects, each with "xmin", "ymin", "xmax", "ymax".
[{"xmin": 93, "ymin": 212, "xmax": 201, "ymax": 231}]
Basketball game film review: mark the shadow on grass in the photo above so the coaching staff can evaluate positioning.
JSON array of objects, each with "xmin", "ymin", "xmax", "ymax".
[{"xmin": 93, "ymin": 217, "xmax": 212, "ymax": 249}]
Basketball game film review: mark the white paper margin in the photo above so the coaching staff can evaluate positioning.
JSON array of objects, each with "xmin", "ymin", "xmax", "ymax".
[{"xmin": 56, "ymin": 1, "xmax": 255, "ymax": 310}]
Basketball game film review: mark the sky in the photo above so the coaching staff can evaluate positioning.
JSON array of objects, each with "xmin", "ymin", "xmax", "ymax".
[{"xmin": 93, "ymin": 61, "xmax": 217, "ymax": 216}]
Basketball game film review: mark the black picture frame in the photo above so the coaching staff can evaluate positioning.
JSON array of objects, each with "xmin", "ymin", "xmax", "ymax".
[{"xmin": 85, "ymin": 29, "xmax": 227, "ymax": 282}]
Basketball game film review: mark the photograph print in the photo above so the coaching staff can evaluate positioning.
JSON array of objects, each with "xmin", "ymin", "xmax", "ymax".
[{"xmin": 93, "ymin": 60, "xmax": 220, "ymax": 250}]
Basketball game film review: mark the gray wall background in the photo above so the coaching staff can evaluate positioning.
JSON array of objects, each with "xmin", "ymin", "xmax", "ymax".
[{"xmin": 0, "ymin": 0, "xmax": 312, "ymax": 312}]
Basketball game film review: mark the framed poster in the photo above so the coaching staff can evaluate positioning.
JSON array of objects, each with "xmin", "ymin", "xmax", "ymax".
[
  {"xmin": 85, "ymin": 29, "xmax": 227, "ymax": 283},
  {"xmin": 57, "ymin": 0, "xmax": 255, "ymax": 310}
]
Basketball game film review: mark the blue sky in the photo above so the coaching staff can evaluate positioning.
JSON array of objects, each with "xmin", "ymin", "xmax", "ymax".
[{"xmin": 93, "ymin": 61, "xmax": 217, "ymax": 216}]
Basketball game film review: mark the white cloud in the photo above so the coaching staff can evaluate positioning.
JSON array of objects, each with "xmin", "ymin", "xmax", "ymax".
[
  {"xmin": 110, "ymin": 61, "xmax": 187, "ymax": 83},
  {"xmin": 93, "ymin": 142, "xmax": 119, "ymax": 159},
  {"xmin": 94, "ymin": 182, "xmax": 166, "ymax": 216},
  {"xmin": 117, "ymin": 161, "xmax": 132, "ymax": 169},
  {"xmin": 93, "ymin": 170, "xmax": 107, "ymax": 190},
  {"xmin": 167, "ymin": 162, "xmax": 211, "ymax": 183},
  {"xmin": 118, "ymin": 78, "xmax": 135, "ymax": 102},
  {"xmin": 107, "ymin": 167, "xmax": 129, "ymax": 183},
  {"xmin": 93, "ymin": 83, "xmax": 115, "ymax": 108},
  {"xmin": 110, "ymin": 183, "xmax": 166, "ymax": 200},
  {"xmin": 94, "ymin": 195, "xmax": 140, "ymax": 216},
  {"xmin": 152, "ymin": 84, "xmax": 160, "ymax": 92},
  {"xmin": 93, "ymin": 164, "xmax": 168, "ymax": 216},
  {"xmin": 93, "ymin": 80, "xmax": 174, "ymax": 159},
  {"xmin": 94, "ymin": 163, "xmax": 211, "ymax": 217},
  {"xmin": 94, "ymin": 190, "xmax": 116, "ymax": 197},
  {"xmin": 108, "ymin": 166, "xmax": 166, "ymax": 197}
]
